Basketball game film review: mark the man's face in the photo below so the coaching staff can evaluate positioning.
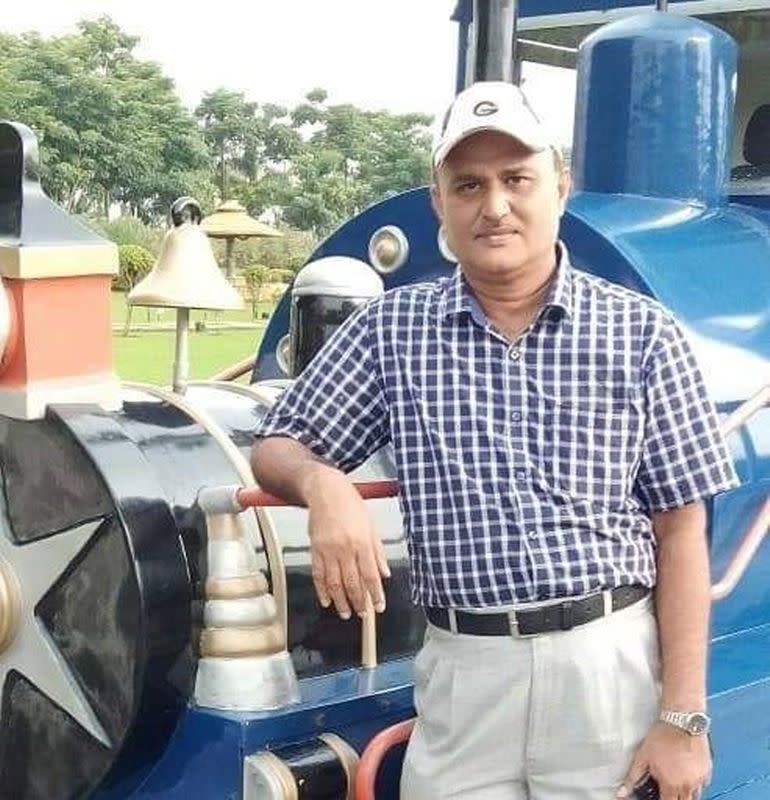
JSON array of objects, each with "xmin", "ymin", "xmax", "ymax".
[{"xmin": 432, "ymin": 131, "xmax": 570, "ymax": 282}]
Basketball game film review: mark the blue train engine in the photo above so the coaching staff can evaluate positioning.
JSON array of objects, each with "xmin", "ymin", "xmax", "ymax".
[{"xmin": 1, "ymin": 1, "xmax": 770, "ymax": 798}]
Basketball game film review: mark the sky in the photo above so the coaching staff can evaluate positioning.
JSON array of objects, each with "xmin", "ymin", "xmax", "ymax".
[{"xmin": 1, "ymin": 0, "xmax": 576, "ymax": 145}]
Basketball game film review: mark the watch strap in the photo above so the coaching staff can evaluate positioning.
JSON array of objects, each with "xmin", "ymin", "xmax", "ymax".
[{"xmin": 659, "ymin": 709, "xmax": 710, "ymax": 735}]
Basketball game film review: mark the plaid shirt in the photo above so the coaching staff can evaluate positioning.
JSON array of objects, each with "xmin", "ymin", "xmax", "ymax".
[{"xmin": 257, "ymin": 246, "xmax": 738, "ymax": 607}]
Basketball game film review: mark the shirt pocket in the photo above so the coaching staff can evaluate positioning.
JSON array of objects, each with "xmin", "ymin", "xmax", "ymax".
[{"xmin": 535, "ymin": 384, "xmax": 644, "ymax": 509}]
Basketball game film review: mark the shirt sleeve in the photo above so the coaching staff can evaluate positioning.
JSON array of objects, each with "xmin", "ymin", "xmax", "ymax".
[
  {"xmin": 634, "ymin": 315, "xmax": 739, "ymax": 512},
  {"xmin": 255, "ymin": 302, "xmax": 390, "ymax": 473}
]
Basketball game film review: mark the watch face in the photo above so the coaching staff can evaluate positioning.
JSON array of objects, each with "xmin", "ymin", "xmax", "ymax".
[{"xmin": 687, "ymin": 712, "xmax": 711, "ymax": 735}]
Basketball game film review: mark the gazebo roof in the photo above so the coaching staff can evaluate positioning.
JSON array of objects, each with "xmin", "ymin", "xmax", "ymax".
[{"xmin": 201, "ymin": 200, "xmax": 283, "ymax": 239}]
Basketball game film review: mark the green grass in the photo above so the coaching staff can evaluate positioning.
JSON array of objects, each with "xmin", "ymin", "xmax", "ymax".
[
  {"xmin": 110, "ymin": 289, "xmax": 278, "ymax": 384},
  {"xmin": 113, "ymin": 329, "xmax": 264, "ymax": 385},
  {"xmin": 111, "ymin": 290, "xmax": 278, "ymax": 326}
]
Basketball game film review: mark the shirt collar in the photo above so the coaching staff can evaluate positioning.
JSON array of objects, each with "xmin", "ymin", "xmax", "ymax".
[
  {"xmin": 545, "ymin": 242, "xmax": 574, "ymax": 320},
  {"xmin": 441, "ymin": 242, "xmax": 574, "ymax": 323}
]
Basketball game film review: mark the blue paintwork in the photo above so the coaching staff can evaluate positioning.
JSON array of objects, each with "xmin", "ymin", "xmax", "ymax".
[
  {"xmin": 109, "ymin": 660, "xmax": 414, "ymax": 799},
  {"xmin": 573, "ymin": 13, "xmax": 736, "ymax": 205},
  {"xmin": 564, "ymin": 192, "xmax": 770, "ymax": 405},
  {"xmin": 252, "ymin": 189, "xmax": 453, "ymax": 382}
]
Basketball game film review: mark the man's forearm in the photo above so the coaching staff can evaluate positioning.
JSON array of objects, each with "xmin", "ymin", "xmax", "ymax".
[
  {"xmin": 653, "ymin": 502, "xmax": 711, "ymax": 710},
  {"xmin": 251, "ymin": 436, "xmax": 348, "ymax": 507}
]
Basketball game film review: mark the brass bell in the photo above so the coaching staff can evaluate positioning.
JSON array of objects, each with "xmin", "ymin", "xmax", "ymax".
[
  {"xmin": 129, "ymin": 198, "xmax": 243, "ymax": 311},
  {"xmin": 128, "ymin": 198, "xmax": 243, "ymax": 394}
]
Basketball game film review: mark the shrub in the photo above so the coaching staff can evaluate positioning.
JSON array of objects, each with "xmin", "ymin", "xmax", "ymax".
[
  {"xmin": 115, "ymin": 244, "xmax": 155, "ymax": 291},
  {"xmin": 242, "ymin": 264, "xmax": 270, "ymax": 318}
]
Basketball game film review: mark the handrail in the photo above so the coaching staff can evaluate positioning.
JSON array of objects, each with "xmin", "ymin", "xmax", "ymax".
[
  {"xmin": 709, "ymin": 383, "xmax": 770, "ymax": 600},
  {"xmin": 199, "ymin": 480, "xmax": 400, "ymax": 669},
  {"xmin": 354, "ymin": 718, "xmax": 416, "ymax": 800},
  {"xmin": 235, "ymin": 481, "xmax": 399, "ymax": 510},
  {"xmin": 184, "ymin": 378, "xmax": 300, "ymax": 634},
  {"xmin": 186, "ymin": 379, "xmax": 279, "ymax": 408},
  {"xmin": 711, "ymin": 497, "xmax": 770, "ymax": 601},
  {"xmin": 208, "ymin": 354, "xmax": 256, "ymax": 382},
  {"xmin": 721, "ymin": 383, "xmax": 770, "ymax": 438}
]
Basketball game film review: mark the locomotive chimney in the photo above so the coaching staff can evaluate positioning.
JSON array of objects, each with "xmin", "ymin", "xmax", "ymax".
[
  {"xmin": 464, "ymin": 0, "xmax": 519, "ymax": 87},
  {"xmin": 572, "ymin": 13, "xmax": 737, "ymax": 206}
]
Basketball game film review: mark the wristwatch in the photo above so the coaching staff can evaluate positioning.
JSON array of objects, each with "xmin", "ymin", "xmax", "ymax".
[{"xmin": 659, "ymin": 709, "xmax": 711, "ymax": 736}]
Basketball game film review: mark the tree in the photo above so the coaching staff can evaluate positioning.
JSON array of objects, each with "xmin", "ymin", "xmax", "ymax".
[
  {"xmin": 195, "ymin": 89, "xmax": 255, "ymax": 199},
  {"xmin": 280, "ymin": 95, "xmax": 433, "ymax": 235},
  {"xmin": 242, "ymin": 265, "xmax": 269, "ymax": 318},
  {"xmin": 0, "ymin": 22, "xmax": 433, "ymax": 236},
  {"xmin": 0, "ymin": 17, "xmax": 211, "ymax": 219}
]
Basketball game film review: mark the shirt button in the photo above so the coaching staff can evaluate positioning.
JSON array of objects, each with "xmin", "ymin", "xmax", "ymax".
[
  {"xmin": 511, "ymin": 411, "xmax": 522, "ymax": 422},
  {"xmin": 515, "ymin": 470, "xmax": 526, "ymax": 481},
  {"xmin": 528, "ymin": 530, "xmax": 537, "ymax": 539},
  {"xmin": 510, "ymin": 349, "xmax": 521, "ymax": 361}
]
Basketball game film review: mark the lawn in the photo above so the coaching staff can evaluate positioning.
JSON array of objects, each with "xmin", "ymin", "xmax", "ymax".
[
  {"xmin": 111, "ymin": 291, "xmax": 278, "ymax": 327},
  {"xmin": 113, "ymin": 329, "xmax": 264, "ymax": 385},
  {"xmin": 110, "ymin": 290, "xmax": 278, "ymax": 384}
]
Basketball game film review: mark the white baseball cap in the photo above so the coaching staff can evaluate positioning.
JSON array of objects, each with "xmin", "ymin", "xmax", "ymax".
[{"xmin": 432, "ymin": 81, "xmax": 554, "ymax": 169}]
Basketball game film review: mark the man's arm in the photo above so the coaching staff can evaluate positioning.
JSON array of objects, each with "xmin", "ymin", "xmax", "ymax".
[
  {"xmin": 251, "ymin": 436, "xmax": 390, "ymax": 620},
  {"xmin": 618, "ymin": 502, "xmax": 712, "ymax": 799},
  {"xmin": 249, "ymin": 302, "xmax": 392, "ymax": 620},
  {"xmin": 654, "ymin": 502, "xmax": 710, "ymax": 714},
  {"xmin": 621, "ymin": 314, "xmax": 738, "ymax": 799}
]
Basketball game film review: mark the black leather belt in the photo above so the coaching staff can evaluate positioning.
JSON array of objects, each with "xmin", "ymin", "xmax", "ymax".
[{"xmin": 425, "ymin": 585, "xmax": 650, "ymax": 637}]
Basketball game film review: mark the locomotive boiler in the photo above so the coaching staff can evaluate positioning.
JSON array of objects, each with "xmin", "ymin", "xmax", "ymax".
[{"xmin": 2, "ymin": 1, "xmax": 770, "ymax": 798}]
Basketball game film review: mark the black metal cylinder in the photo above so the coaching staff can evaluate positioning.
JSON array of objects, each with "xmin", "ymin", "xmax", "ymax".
[
  {"xmin": 467, "ymin": 0, "xmax": 518, "ymax": 85},
  {"xmin": 254, "ymin": 736, "xmax": 355, "ymax": 799},
  {"xmin": 290, "ymin": 294, "xmax": 367, "ymax": 377}
]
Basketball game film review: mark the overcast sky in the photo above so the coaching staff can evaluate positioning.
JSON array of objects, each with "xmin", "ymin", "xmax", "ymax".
[{"xmin": 2, "ymin": 1, "xmax": 576, "ymax": 144}]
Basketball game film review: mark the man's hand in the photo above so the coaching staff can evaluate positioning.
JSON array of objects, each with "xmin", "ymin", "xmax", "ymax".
[
  {"xmin": 306, "ymin": 470, "xmax": 390, "ymax": 619},
  {"xmin": 618, "ymin": 723, "xmax": 711, "ymax": 799}
]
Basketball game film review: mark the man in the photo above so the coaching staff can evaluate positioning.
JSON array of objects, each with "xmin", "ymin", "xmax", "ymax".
[{"xmin": 251, "ymin": 81, "xmax": 738, "ymax": 799}]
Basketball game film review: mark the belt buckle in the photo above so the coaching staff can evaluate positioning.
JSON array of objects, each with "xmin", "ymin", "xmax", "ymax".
[{"xmin": 508, "ymin": 611, "xmax": 539, "ymax": 639}]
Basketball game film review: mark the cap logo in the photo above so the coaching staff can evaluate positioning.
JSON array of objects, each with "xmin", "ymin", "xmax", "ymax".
[{"xmin": 473, "ymin": 101, "xmax": 498, "ymax": 117}]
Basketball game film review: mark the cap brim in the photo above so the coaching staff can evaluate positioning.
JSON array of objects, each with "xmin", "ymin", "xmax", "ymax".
[{"xmin": 433, "ymin": 124, "xmax": 548, "ymax": 169}]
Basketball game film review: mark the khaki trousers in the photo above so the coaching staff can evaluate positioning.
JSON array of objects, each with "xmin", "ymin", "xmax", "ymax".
[{"xmin": 400, "ymin": 595, "xmax": 660, "ymax": 799}]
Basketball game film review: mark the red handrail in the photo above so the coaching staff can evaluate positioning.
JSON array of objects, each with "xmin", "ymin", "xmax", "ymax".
[
  {"xmin": 235, "ymin": 480, "xmax": 399, "ymax": 509},
  {"xmin": 355, "ymin": 718, "xmax": 416, "ymax": 800}
]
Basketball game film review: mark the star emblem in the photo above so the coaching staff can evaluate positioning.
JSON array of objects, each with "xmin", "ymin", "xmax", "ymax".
[{"xmin": 0, "ymin": 518, "xmax": 110, "ymax": 747}]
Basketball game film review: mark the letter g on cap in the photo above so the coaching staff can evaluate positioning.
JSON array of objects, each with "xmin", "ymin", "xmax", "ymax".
[{"xmin": 473, "ymin": 101, "xmax": 498, "ymax": 117}]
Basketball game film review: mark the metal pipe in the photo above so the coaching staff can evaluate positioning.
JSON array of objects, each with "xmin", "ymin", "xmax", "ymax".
[
  {"xmin": 234, "ymin": 480, "xmax": 399, "ymax": 510},
  {"xmin": 208, "ymin": 355, "xmax": 256, "ymax": 382},
  {"xmin": 172, "ymin": 307, "xmax": 189, "ymax": 394},
  {"xmin": 722, "ymin": 383, "xmax": 770, "ymax": 437},
  {"xmin": 355, "ymin": 719, "xmax": 417, "ymax": 800},
  {"xmin": 466, "ymin": 0, "xmax": 518, "ymax": 86},
  {"xmin": 711, "ymin": 497, "xmax": 770, "ymax": 601}
]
